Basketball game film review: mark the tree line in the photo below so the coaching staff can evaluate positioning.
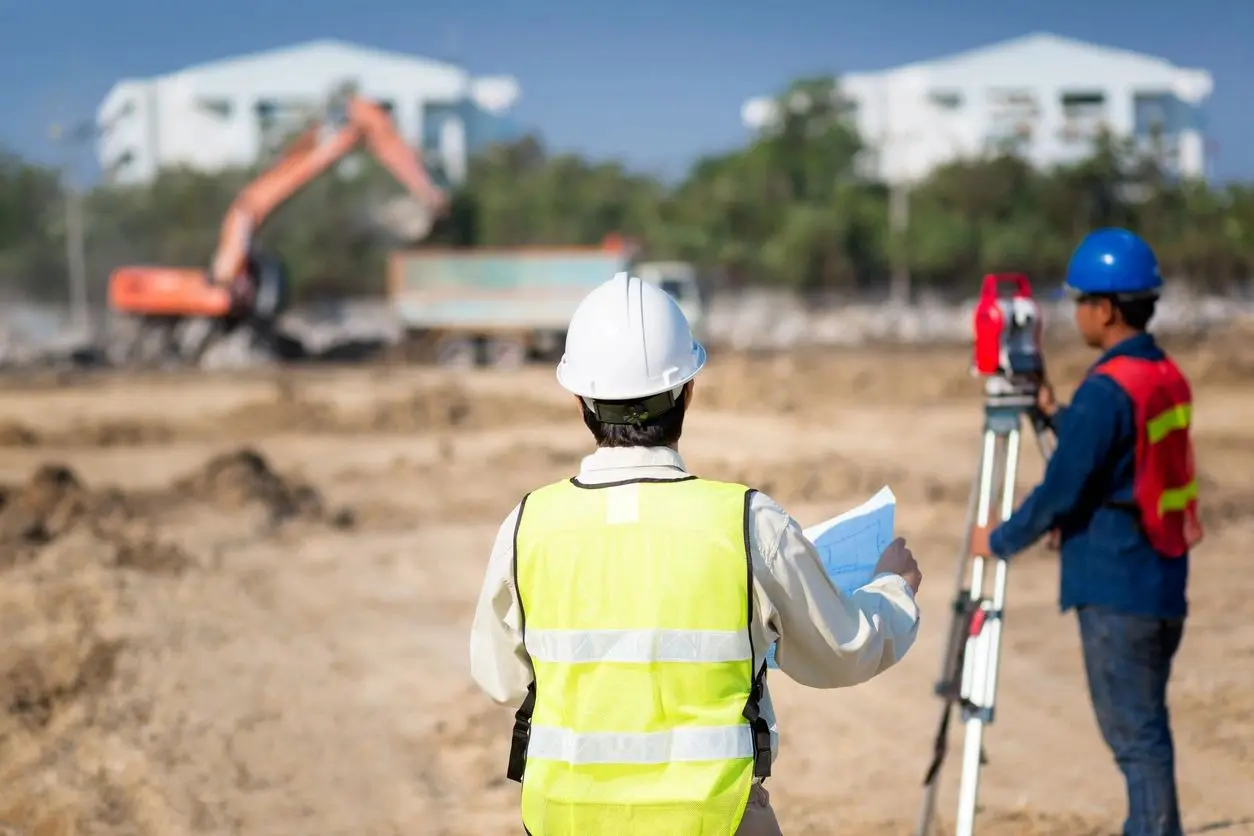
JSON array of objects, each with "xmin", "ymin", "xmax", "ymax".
[{"xmin": 2, "ymin": 77, "xmax": 1251, "ymax": 308}]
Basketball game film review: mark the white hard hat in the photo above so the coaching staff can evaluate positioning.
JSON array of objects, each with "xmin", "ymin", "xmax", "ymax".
[{"xmin": 556, "ymin": 272, "xmax": 706, "ymax": 402}]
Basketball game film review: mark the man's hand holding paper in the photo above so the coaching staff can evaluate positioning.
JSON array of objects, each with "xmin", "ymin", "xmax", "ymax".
[
  {"xmin": 765, "ymin": 486, "xmax": 921, "ymax": 668},
  {"xmin": 875, "ymin": 537, "xmax": 922, "ymax": 593}
]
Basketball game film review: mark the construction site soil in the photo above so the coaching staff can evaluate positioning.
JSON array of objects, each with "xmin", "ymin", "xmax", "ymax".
[{"xmin": 1, "ymin": 336, "xmax": 1252, "ymax": 835}]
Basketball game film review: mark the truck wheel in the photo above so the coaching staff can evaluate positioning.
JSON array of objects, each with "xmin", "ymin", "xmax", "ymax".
[
  {"xmin": 434, "ymin": 336, "xmax": 479, "ymax": 369},
  {"xmin": 484, "ymin": 336, "xmax": 527, "ymax": 369}
]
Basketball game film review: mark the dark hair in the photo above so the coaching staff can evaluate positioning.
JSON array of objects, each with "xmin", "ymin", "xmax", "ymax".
[
  {"xmin": 582, "ymin": 389, "xmax": 688, "ymax": 448},
  {"xmin": 1113, "ymin": 296, "xmax": 1157, "ymax": 331}
]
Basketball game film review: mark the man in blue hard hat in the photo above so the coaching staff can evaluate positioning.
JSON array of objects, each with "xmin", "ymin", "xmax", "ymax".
[{"xmin": 970, "ymin": 228, "xmax": 1201, "ymax": 836}]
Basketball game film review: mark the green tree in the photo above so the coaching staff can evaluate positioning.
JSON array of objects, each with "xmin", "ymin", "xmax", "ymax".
[{"xmin": 1, "ymin": 78, "xmax": 1251, "ymax": 307}]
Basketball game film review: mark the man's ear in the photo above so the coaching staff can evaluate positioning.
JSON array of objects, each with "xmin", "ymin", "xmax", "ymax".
[
  {"xmin": 1097, "ymin": 297, "xmax": 1119, "ymax": 328},
  {"xmin": 573, "ymin": 395, "xmax": 586, "ymax": 416},
  {"xmin": 683, "ymin": 380, "xmax": 695, "ymax": 409}
]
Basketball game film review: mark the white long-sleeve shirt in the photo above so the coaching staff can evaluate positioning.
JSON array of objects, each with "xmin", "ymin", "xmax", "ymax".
[{"xmin": 469, "ymin": 445, "xmax": 921, "ymax": 760}]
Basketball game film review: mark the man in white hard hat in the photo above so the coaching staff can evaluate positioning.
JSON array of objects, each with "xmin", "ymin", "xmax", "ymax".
[{"xmin": 470, "ymin": 272, "xmax": 923, "ymax": 835}]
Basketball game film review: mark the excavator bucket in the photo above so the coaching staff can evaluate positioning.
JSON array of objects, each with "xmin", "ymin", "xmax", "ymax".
[{"xmin": 108, "ymin": 266, "xmax": 234, "ymax": 319}]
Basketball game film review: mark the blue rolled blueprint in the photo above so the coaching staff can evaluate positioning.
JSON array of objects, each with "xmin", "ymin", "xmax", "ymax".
[{"xmin": 765, "ymin": 486, "xmax": 896, "ymax": 670}]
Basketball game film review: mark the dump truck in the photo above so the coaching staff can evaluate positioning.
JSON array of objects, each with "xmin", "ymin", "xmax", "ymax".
[{"xmin": 386, "ymin": 241, "xmax": 705, "ymax": 368}]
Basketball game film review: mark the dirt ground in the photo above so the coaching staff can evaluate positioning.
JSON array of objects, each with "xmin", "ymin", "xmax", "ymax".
[{"xmin": 1, "ymin": 336, "xmax": 1252, "ymax": 836}]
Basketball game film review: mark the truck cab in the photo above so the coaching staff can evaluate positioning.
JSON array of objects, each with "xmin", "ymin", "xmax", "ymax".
[{"xmin": 634, "ymin": 261, "xmax": 706, "ymax": 338}]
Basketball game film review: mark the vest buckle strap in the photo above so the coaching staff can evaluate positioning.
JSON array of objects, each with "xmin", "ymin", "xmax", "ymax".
[
  {"xmin": 507, "ymin": 682, "xmax": 537, "ymax": 783},
  {"xmin": 751, "ymin": 720, "xmax": 772, "ymax": 779},
  {"xmin": 742, "ymin": 667, "xmax": 771, "ymax": 779}
]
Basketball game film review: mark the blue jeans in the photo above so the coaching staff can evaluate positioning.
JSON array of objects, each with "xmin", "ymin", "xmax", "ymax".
[{"xmin": 1077, "ymin": 606, "xmax": 1185, "ymax": 836}]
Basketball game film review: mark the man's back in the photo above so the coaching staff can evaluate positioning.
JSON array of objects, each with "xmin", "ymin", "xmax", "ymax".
[
  {"xmin": 514, "ymin": 474, "xmax": 765, "ymax": 834},
  {"xmin": 471, "ymin": 446, "xmax": 921, "ymax": 740},
  {"xmin": 1054, "ymin": 333, "xmax": 1190, "ymax": 617}
]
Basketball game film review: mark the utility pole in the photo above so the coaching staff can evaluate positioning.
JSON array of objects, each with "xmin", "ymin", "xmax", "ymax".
[
  {"xmin": 48, "ymin": 122, "xmax": 91, "ymax": 331},
  {"xmin": 65, "ymin": 180, "xmax": 88, "ymax": 330},
  {"xmin": 878, "ymin": 80, "xmax": 915, "ymax": 306},
  {"xmin": 888, "ymin": 178, "xmax": 912, "ymax": 305}
]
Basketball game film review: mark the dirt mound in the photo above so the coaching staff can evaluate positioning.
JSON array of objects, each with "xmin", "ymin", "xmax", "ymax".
[
  {"xmin": 700, "ymin": 452, "xmax": 968, "ymax": 508},
  {"xmin": 0, "ymin": 419, "xmax": 178, "ymax": 448},
  {"xmin": 0, "ymin": 420, "xmax": 38, "ymax": 446},
  {"xmin": 0, "ymin": 539, "xmax": 131, "ymax": 835},
  {"xmin": 68, "ymin": 420, "xmax": 178, "ymax": 447},
  {"xmin": 216, "ymin": 395, "xmax": 341, "ymax": 436},
  {"xmin": 216, "ymin": 382, "xmax": 572, "ymax": 438},
  {"xmin": 700, "ymin": 336, "xmax": 1254, "ymax": 419},
  {"xmin": 0, "ymin": 464, "xmax": 192, "ymax": 577},
  {"xmin": 172, "ymin": 447, "xmax": 354, "ymax": 528},
  {"xmin": 353, "ymin": 384, "xmax": 570, "ymax": 433}
]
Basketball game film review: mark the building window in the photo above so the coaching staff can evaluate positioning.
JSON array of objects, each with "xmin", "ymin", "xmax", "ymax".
[
  {"xmin": 1133, "ymin": 92, "xmax": 1178, "ymax": 137},
  {"xmin": 197, "ymin": 97, "xmax": 233, "ymax": 119},
  {"xmin": 104, "ymin": 149, "xmax": 136, "ymax": 182},
  {"xmin": 986, "ymin": 89, "xmax": 1038, "ymax": 151},
  {"xmin": 1059, "ymin": 91, "xmax": 1106, "ymax": 142},
  {"xmin": 420, "ymin": 101, "xmax": 461, "ymax": 183},
  {"xmin": 421, "ymin": 102, "xmax": 459, "ymax": 151},
  {"xmin": 929, "ymin": 90, "xmax": 963, "ymax": 110},
  {"xmin": 255, "ymin": 98, "xmax": 319, "ymax": 153}
]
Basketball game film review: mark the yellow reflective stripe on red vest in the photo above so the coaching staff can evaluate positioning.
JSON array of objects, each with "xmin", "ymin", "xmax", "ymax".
[
  {"xmin": 1146, "ymin": 400, "xmax": 1195, "ymax": 514},
  {"xmin": 1146, "ymin": 403, "xmax": 1191, "ymax": 444},
  {"xmin": 1159, "ymin": 480, "xmax": 1198, "ymax": 514}
]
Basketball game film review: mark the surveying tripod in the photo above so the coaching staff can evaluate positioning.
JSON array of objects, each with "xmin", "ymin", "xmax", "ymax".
[{"xmin": 913, "ymin": 374, "xmax": 1057, "ymax": 836}]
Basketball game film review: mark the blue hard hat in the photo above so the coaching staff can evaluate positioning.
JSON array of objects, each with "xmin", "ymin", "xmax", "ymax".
[{"xmin": 1064, "ymin": 228, "xmax": 1162, "ymax": 297}]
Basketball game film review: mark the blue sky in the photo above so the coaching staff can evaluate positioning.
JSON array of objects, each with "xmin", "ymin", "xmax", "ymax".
[{"xmin": 2, "ymin": 0, "xmax": 1249, "ymax": 182}]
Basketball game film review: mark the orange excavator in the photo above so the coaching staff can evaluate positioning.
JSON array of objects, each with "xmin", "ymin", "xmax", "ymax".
[{"xmin": 106, "ymin": 82, "xmax": 448, "ymax": 366}]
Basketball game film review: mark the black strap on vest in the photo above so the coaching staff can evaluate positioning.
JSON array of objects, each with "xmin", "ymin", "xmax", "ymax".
[
  {"xmin": 506, "ymin": 493, "xmax": 533, "ymax": 784},
  {"xmin": 506, "ymin": 681, "xmax": 536, "ymax": 783},
  {"xmin": 740, "ymin": 488, "xmax": 771, "ymax": 780},
  {"xmin": 742, "ymin": 661, "xmax": 772, "ymax": 778}
]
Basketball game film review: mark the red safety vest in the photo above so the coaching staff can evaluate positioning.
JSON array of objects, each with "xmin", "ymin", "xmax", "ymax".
[{"xmin": 1093, "ymin": 355, "xmax": 1203, "ymax": 558}]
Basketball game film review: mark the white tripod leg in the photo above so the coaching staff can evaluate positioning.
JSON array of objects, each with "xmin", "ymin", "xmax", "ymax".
[
  {"xmin": 912, "ymin": 434, "xmax": 991, "ymax": 836},
  {"xmin": 953, "ymin": 428, "xmax": 999, "ymax": 835},
  {"xmin": 954, "ymin": 424, "xmax": 1023, "ymax": 836}
]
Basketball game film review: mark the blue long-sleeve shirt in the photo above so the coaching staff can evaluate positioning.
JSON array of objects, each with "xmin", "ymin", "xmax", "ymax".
[{"xmin": 988, "ymin": 332, "xmax": 1189, "ymax": 618}]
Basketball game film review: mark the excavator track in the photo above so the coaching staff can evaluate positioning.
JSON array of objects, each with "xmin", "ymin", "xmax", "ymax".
[{"xmin": 105, "ymin": 314, "xmax": 281, "ymax": 370}]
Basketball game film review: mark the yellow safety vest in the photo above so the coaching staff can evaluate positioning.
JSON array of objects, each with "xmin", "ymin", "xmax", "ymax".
[{"xmin": 507, "ymin": 475, "xmax": 770, "ymax": 836}]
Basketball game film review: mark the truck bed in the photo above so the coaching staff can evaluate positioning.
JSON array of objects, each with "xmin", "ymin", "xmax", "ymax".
[{"xmin": 387, "ymin": 249, "xmax": 630, "ymax": 332}]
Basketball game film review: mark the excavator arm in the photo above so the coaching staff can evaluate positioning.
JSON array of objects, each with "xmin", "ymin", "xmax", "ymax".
[{"xmin": 210, "ymin": 95, "xmax": 447, "ymax": 286}]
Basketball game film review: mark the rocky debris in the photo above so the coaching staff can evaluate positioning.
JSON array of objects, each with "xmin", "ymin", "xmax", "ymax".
[
  {"xmin": 2, "ymin": 293, "xmax": 1251, "ymax": 374},
  {"xmin": 703, "ymin": 287, "xmax": 1254, "ymax": 352}
]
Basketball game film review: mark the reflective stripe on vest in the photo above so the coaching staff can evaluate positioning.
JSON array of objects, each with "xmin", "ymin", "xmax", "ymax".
[
  {"xmin": 1094, "ymin": 355, "xmax": 1202, "ymax": 557},
  {"xmin": 511, "ymin": 476, "xmax": 762, "ymax": 836}
]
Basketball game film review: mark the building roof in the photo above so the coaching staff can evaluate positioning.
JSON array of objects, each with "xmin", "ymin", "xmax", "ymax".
[
  {"xmin": 743, "ymin": 31, "xmax": 1214, "ymax": 129},
  {"xmin": 174, "ymin": 38, "xmax": 462, "ymax": 82},
  {"xmin": 98, "ymin": 39, "xmax": 522, "ymax": 125},
  {"xmin": 859, "ymin": 32, "xmax": 1213, "ymax": 102}
]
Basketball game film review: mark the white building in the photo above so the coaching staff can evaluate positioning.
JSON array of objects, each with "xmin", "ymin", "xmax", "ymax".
[
  {"xmin": 96, "ymin": 39, "xmax": 521, "ymax": 186},
  {"xmin": 741, "ymin": 32, "xmax": 1214, "ymax": 183}
]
